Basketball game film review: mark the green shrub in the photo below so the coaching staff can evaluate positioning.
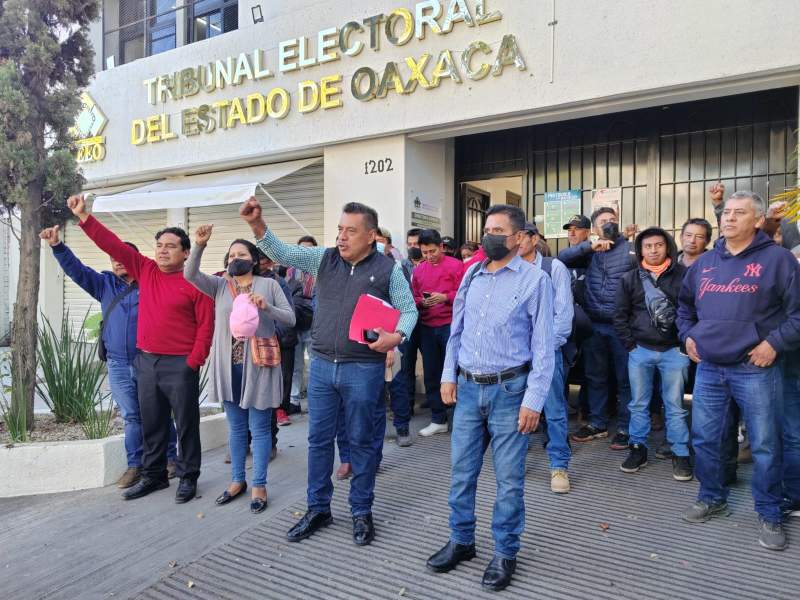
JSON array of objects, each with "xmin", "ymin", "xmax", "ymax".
[
  {"xmin": 0, "ymin": 353, "xmax": 27, "ymax": 443},
  {"xmin": 36, "ymin": 311, "xmax": 107, "ymax": 424}
]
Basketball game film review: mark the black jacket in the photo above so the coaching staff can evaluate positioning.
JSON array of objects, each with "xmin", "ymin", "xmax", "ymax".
[
  {"xmin": 613, "ymin": 228, "xmax": 687, "ymax": 352},
  {"xmin": 559, "ymin": 236, "xmax": 636, "ymax": 323}
]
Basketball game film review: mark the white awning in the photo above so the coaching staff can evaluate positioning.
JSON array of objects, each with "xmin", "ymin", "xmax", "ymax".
[{"xmin": 90, "ymin": 157, "xmax": 322, "ymax": 213}]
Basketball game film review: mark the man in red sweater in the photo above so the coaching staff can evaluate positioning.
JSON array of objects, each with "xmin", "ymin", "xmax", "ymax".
[
  {"xmin": 412, "ymin": 229, "xmax": 465, "ymax": 436},
  {"xmin": 67, "ymin": 195, "xmax": 214, "ymax": 503}
]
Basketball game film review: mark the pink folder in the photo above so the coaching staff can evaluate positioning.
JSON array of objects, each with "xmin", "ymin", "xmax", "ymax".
[{"xmin": 349, "ymin": 294, "xmax": 401, "ymax": 344}]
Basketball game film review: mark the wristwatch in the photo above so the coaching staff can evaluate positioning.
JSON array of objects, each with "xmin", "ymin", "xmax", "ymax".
[{"xmin": 397, "ymin": 332, "xmax": 408, "ymax": 344}]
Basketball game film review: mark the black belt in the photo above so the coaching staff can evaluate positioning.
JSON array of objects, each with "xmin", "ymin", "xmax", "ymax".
[{"xmin": 459, "ymin": 364, "xmax": 530, "ymax": 385}]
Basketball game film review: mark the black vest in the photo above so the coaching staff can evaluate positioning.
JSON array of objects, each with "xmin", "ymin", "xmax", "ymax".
[{"xmin": 311, "ymin": 247, "xmax": 394, "ymax": 363}]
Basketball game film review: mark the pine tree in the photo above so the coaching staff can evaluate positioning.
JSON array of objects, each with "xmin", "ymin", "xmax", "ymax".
[{"xmin": 0, "ymin": 0, "xmax": 99, "ymax": 429}]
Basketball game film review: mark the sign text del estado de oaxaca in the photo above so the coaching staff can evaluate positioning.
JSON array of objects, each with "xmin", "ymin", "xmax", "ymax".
[{"xmin": 131, "ymin": 0, "xmax": 526, "ymax": 145}]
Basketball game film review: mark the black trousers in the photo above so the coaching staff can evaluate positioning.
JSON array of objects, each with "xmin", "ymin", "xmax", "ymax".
[
  {"xmin": 280, "ymin": 343, "xmax": 296, "ymax": 411},
  {"xmin": 135, "ymin": 352, "xmax": 201, "ymax": 482}
]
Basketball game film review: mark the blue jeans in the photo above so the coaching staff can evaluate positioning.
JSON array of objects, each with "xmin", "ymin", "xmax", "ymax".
[
  {"xmin": 419, "ymin": 324, "xmax": 451, "ymax": 424},
  {"xmin": 224, "ymin": 363, "xmax": 271, "ymax": 487},
  {"xmin": 449, "ymin": 372, "xmax": 529, "ymax": 560},
  {"xmin": 584, "ymin": 322, "xmax": 631, "ymax": 431},
  {"xmin": 543, "ymin": 350, "xmax": 570, "ymax": 469},
  {"xmin": 692, "ymin": 361, "xmax": 783, "ymax": 523},
  {"xmin": 336, "ymin": 382, "xmax": 391, "ymax": 467},
  {"xmin": 107, "ymin": 357, "xmax": 176, "ymax": 468},
  {"xmin": 783, "ymin": 368, "xmax": 800, "ymax": 505},
  {"xmin": 307, "ymin": 357, "xmax": 385, "ymax": 516},
  {"xmin": 627, "ymin": 346, "xmax": 689, "ymax": 456}
]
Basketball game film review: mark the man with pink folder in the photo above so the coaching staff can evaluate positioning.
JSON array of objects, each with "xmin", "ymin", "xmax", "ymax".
[{"xmin": 241, "ymin": 197, "xmax": 417, "ymax": 547}]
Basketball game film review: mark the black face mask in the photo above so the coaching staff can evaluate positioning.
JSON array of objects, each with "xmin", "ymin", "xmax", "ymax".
[
  {"xmin": 227, "ymin": 258, "xmax": 253, "ymax": 277},
  {"xmin": 601, "ymin": 222, "xmax": 620, "ymax": 240},
  {"xmin": 481, "ymin": 233, "xmax": 512, "ymax": 261}
]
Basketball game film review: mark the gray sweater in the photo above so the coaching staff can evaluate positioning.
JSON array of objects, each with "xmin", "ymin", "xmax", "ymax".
[{"xmin": 184, "ymin": 245, "xmax": 295, "ymax": 410}]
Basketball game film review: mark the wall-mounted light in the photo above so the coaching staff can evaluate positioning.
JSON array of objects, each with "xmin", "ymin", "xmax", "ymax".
[{"xmin": 251, "ymin": 4, "xmax": 264, "ymax": 24}]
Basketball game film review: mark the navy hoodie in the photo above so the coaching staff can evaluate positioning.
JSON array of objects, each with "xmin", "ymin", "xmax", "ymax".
[{"xmin": 677, "ymin": 230, "xmax": 800, "ymax": 365}]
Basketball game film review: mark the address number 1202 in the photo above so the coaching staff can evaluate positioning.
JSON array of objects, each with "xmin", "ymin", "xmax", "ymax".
[{"xmin": 364, "ymin": 158, "xmax": 394, "ymax": 175}]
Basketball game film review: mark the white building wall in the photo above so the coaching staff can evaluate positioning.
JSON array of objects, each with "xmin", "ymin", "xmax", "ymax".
[
  {"xmin": 324, "ymin": 135, "xmax": 449, "ymax": 247},
  {"xmin": 82, "ymin": 0, "xmax": 800, "ymax": 188}
]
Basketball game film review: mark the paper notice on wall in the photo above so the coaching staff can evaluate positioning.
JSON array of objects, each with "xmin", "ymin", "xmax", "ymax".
[
  {"xmin": 591, "ymin": 187, "xmax": 622, "ymax": 216},
  {"xmin": 543, "ymin": 190, "xmax": 582, "ymax": 238}
]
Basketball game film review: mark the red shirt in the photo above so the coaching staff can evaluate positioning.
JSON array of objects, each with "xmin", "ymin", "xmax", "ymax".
[
  {"xmin": 79, "ymin": 215, "xmax": 214, "ymax": 370},
  {"xmin": 463, "ymin": 246, "xmax": 486, "ymax": 271},
  {"xmin": 411, "ymin": 255, "xmax": 465, "ymax": 327}
]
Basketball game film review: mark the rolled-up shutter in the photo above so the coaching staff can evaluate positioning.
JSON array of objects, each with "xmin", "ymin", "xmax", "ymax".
[
  {"xmin": 63, "ymin": 209, "xmax": 167, "ymax": 332},
  {"xmin": 187, "ymin": 160, "xmax": 324, "ymax": 273}
]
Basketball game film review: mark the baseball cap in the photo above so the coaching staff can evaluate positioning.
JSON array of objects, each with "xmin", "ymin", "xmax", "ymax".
[
  {"xmin": 378, "ymin": 227, "xmax": 392, "ymax": 242},
  {"xmin": 441, "ymin": 236, "xmax": 457, "ymax": 249},
  {"xmin": 230, "ymin": 294, "xmax": 259, "ymax": 340},
  {"xmin": 562, "ymin": 214, "xmax": 591, "ymax": 230},
  {"xmin": 523, "ymin": 222, "xmax": 539, "ymax": 235}
]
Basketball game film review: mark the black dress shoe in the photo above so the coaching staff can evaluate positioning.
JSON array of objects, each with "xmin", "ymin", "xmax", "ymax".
[
  {"xmin": 121, "ymin": 477, "xmax": 168, "ymax": 500},
  {"xmin": 250, "ymin": 497, "xmax": 268, "ymax": 514},
  {"xmin": 352, "ymin": 513, "xmax": 375, "ymax": 546},
  {"xmin": 426, "ymin": 541, "xmax": 476, "ymax": 573},
  {"xmin": 287, "ymin": 510, "xmax": 333, "ymax": 542},
  {"xmin": 482, "ymin": 556, "xmax": 517, "ymax": 591},
  {"xmin": 215, "ymin": 482, "xmax": 247, "ymax": 505},
  {"xmin": 175, "ymin": 478, "xmax": 197, "ymax": 504}
]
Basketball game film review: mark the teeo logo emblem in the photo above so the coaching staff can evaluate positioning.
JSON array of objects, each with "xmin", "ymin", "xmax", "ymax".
[{"xmin": 71, "ymin": 93, "xmax": 108, "ymax": 163}]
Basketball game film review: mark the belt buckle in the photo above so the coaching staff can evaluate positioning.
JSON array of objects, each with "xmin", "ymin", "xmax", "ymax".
[{"xmin": 473, "ymin": 373, "xmax": 497, "ymax": 385}]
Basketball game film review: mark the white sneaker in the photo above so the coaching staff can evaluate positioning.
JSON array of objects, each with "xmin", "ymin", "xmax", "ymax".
[
  {"xmin": 419, "ymin": 422, "xmax": 449, "ymax": 437},
  {"xmin": 550, "ymin": 469, "xmax": 571, "ymax": 494}
]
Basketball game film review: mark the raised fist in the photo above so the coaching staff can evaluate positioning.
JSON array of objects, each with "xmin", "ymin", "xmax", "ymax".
[
  {"xmin": 708, "ymin": 183, "xmax": 725, "ymax": 207},
  {"xmin": 240, "ymin": 196, "xmax": 266, "ymax": 238},
  {"xmin": 195, "ymin": 224, "xmax": 213, "ymax": 247},
  {"xmin": 240, "ymin": 196, "xmax": 263, "ymax": 224},
  {"xmin": 39, "ymin": 225, "xmax": 61, "ymax": 247},
  {"xmin": 67, "ymin": 195, "xmax": 89, "ymax": 221}
]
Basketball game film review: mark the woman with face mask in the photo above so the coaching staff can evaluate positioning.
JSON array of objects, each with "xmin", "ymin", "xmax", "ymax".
[{"xmin": 185, "ymin": 225, "xmax": 295, "ymax": 514}]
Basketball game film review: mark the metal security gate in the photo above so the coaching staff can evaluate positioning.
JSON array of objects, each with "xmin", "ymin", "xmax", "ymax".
[{"xmin": 455, "ymin": 87, "xmax": 799, "ymax": 252}]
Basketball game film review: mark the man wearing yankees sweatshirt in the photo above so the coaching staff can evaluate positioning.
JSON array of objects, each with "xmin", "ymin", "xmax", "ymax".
[{"xmin": 677, "ymin": 190, "xmax": 800, "ymax": 552}]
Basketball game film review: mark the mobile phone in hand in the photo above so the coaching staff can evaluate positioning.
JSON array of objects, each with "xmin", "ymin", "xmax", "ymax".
[{"xmin": 363, "ymin": 329, "xmax": 380, "ymax": 343}]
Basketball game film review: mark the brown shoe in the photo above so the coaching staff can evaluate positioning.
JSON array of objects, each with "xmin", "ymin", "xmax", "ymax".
[
  {"xmin": 117, "ymin": 467, "xmax": 141, "ymax": 489},
  {"xmin": 336, "ymin": 463, "xmax": 352, "ymax": 480},
  {"xmin": 167, "ymin": 462, "xmax": 178, "ymax": 479}
]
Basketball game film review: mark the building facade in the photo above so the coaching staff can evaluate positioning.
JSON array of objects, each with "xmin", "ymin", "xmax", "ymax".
[{"xmin": 32, "ymin": 0, "xmax": 800, "ymax": 329}]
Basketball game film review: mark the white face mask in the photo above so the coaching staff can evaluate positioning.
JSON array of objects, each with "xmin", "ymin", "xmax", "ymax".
[{"xmin": 376, "ymin": 241, "xmax": 385, "ymax": 254}]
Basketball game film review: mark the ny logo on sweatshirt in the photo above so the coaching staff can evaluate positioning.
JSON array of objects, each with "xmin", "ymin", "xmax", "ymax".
[{"xmin": 743, "ymin": 262, "xmax": 763, "ymax": 278}]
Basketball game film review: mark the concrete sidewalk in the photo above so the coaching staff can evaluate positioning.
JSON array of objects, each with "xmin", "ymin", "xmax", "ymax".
[
  {"xmin": 2, "ymin": 412, "xmax": 799, "ymax": 600},
  {"xmin": 0, "ymin": 413, "xmax": 315, "ymax": 600}
]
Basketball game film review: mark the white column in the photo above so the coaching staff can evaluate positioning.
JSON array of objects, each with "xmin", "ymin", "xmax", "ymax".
[
  {"xmin": 167, "ymin": 207, "xmax": 188, "ymax": 231},
  {"xmin": 323, "ymin": 135, "xmax": 450, "ymax": 249}
]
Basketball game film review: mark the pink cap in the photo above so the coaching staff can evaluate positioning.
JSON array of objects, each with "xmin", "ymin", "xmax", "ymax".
[{"xmin": 230, "ymin": 294, "xmax": 259, "ymax": 340}]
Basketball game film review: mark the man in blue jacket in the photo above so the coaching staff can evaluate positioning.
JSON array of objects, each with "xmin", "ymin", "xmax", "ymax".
[
  {"xmin": 677, "ymin": 191, "xmax": 800, "ymax": 551},
  {"xmin": 40, "ymin": 225, "xmax": 177, "ymax": 488},
  {"xmin": 559, "ymin": 207, "xmax": 636, "ymax": 449}
]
